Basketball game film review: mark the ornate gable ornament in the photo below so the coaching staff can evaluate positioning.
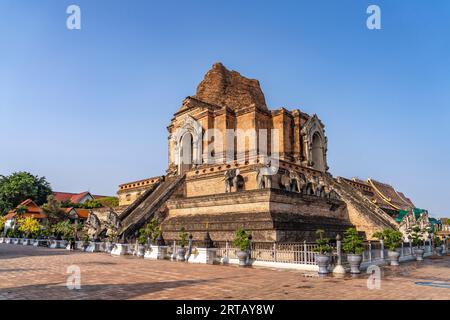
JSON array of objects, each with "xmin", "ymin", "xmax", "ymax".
[
  {"xmin": 301, "ymin": 114, "xmax": 329, "ymax": 172},
  {"xmin": 172, "ymin": 115, "xmax": 203, "ymax": 170}
]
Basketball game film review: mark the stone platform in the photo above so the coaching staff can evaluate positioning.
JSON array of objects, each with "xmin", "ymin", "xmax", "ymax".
[{"xmin": 163, "ymin": 188, "xmax": 353, "ymax": 242}]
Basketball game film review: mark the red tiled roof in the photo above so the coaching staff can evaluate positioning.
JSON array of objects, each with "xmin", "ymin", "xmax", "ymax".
[
  {"xmin": 62, "ymin": 207, "xmax": 89, "ymax": 219},
  {"xmin": 12, "ymin": 199, "xmax": 42, "ymax": 214},
  {"xmin": 5, "ymin": 199, "xmax": 47, "ymax": 220},
  {"xmin": 18, "ymin": 199, "xmax": 34, "ymax": 206},
  {"xmin": 53, "ymin": 191, "xmax": 93, "ymax": 204},
  {"xmin": 53, "ymin": 192, "xmax": 76, "ymax": 202},
  {"xmin": 6, "ymin": 213, "xmax": 47, "ymax": 219},
  {"xmin": 74, "ymin": 209, "xmax": 89, "ymax": 219},
  {"xmin": 3, "ymin": 212, "xmax": 16, "ymax": 220},
  {"xmin": 69, "ymin": 192, "xmax": 91, "ymax": 203},
  {"xmin": 17, "ymin": 213, "xmax": 47, "ymax": 219}
]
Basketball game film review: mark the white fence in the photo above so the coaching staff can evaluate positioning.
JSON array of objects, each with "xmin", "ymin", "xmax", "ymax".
[{"xmin": 0, "ymin": 236, "xmax": 443, "ymax": 272}]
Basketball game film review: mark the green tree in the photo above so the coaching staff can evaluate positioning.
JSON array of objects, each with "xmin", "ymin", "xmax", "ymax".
[
  {"xmin": 15, "ymin": 205, "xmax": 28, "ymax": 216},
  {"xmin": 96, "ymin": 197, "xmax": 119, "ymax": 208},
  {"xmin": 0, "ymin": 172, "xmax": 52, "ymax": 215},
  {"xmin": 82, "ymin": 200, "xmax": 103, "ymax": 209},
  {"xmin": 407, "ymin": 225, "xmax": 425, "ymax": 247},
  {"xmin": 138, "ymin": 218, "xmax": 161, "ymax": 245},
  {"xmin": 51, "ymin": 220, "xmax": 77, "ymax": 240},
  {"xmin": 342, "ymin": 227, "xmax": 365, "ymax": 255},
  {"xmin": 373, "ymin": 229, "xmax": 403, "ymax": 251},
  {"xmin": 179, "ymin": 226, "xmax": 188, "ymax": 248},
  {"xmin": 233, "ymin": 227, "xmax": 250, "ymax": 251},
  {"xmin": 59, "ymin": 198, "xmax": 118, "ymax": 209},
  {"xmin": 41, "ymin": 195, "xmax": 66, "ymax": 225},
  {"xmin": 313, "ymin": 229, "xmax": 332, "ymax": 254}
]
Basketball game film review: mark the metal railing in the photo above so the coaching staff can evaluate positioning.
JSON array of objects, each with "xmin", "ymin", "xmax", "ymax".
[
  {"xmin": 1, "ymin": 236, "xmax": 438, "ymax": 266},
  {"xmin": 212, "ymin": 241, "xmax": 319, "ymax": 265}
]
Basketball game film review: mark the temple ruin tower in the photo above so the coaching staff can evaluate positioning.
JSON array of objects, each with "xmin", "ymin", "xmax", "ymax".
[{"xmin": 117, "ymin": 63, "xmax": 401, "ymax": 242}]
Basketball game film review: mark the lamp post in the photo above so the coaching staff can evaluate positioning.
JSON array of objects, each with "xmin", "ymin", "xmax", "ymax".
[
  {"xmin": 333, "ymin": 234, "xmax": 346, "ymax": 274},
  {"xmin": 443, "ymin": 236, "xmax": 447, "ymax": 255}
]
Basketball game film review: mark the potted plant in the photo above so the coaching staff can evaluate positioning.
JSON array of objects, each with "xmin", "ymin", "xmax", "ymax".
[
  {"xmin": 373, "ymin": 229, "xmax": 403, "ymax": 266},
  {"xmin": 408, "ymin": 226, "xmax": 425, "ymax": 261},
  {"xmin": 82, "ymin": 234, "xmax": 90, "ymax": 251},
  {"xmin": 106, "ymin": 231, "xmax": 117, "ymax": 252},
  {"xmin": 177, "ymin": 226, "xmax": 188, "ymax": 261},
  {"xmin": 141, "ymin": 218, "xmax": 160, "ymax": 246},
  {"xmin": 342, "ymin": 228, "xmax": 365, "ymax": 274},
  {"xmin": 312, "ymin": 229, "xmax": 332, "ymax": 274},
  {"xmin": 433, "ymin": 234, "xmax": 443, "ymax": 256},
  {"xmin": 0, "ymin": 217, "xmax": 5, "ymax": 241},
  {"xmin": 6, "ymin": 227, "xmax": 14, "ymax": 241},
  {"xmin": 233, "ymin": 227, "xmax": 251, "ymax": 267},
  {"xmin": 136, "ymin": 230, "xmax": 147, "ymax": 257}
]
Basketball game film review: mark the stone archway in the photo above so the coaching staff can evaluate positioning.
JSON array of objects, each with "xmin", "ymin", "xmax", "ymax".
[
  {"xmin": 301, "ymin": 114, "xmax": 328, "ymax": 173},
  {"xmin": 172, "ymin": 115, "xmax": 203, "ymax": 175}
]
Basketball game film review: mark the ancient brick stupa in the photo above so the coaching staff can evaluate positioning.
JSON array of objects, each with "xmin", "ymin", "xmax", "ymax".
[{"xmin": 114, "ymin": 63, "xmax": 402, "ymax": 242}]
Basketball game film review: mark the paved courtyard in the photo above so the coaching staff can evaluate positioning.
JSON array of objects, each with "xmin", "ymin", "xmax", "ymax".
[{"xmin": 0, "ymin": 244, "xmax": 449, "ymax": 300}]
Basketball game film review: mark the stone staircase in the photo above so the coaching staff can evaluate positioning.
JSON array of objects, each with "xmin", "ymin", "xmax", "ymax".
[
  {"xmin": 326, "ymin": 176, "xmax": 398, "ymax": 230},
  {"xmin": 119, "ymin": 174, "xmax": 186, "ymax": 239}
]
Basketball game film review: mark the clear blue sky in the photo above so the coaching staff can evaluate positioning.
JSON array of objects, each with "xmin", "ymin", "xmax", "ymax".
[{"xmin": 0, "ymin": 0, "xmax": 449, "ymax": 217}]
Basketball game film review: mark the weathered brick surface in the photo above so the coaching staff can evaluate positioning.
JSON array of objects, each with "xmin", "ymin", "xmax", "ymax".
[{"xmin": 1, "ymin": 244, "xmax": 448, "ymax": 300}]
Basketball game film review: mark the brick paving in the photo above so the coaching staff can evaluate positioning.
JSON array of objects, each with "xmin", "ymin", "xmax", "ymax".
[{"xmin": 0, "ymin": 244, "xmax": 449, "ymax": 300}]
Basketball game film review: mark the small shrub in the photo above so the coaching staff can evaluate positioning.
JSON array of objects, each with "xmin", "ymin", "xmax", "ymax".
[
  {"xmin": 407, "ymin": 225, "xmax": 424, "ymax": 247},
  {"xmin": 139, "ymin": 218, "xmax": 161, "ymax": 245},
  {"xmin": 179, "ymin": 226, "xmax": 188, "ymax": 248},
  {"xmin": 312, "ymin": 229, "xmax": 332, "ymax": 254},
  {"xmin": 342, "ymin": 228, "xmax": 365, "ymax": 255},
  {"xmin": 233, "ymin": 227, "xmax": 250, "ymax": 252},
  {"xmin": 373, "ymin": 229, "xmax": 403, "ymax": 251},
  {"xmin": 17, "ymin": 216, "xmax": 41, "ymax": 238}
]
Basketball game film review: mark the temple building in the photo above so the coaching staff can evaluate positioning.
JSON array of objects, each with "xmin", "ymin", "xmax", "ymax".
[{"xmin": 113, "ymin": 63, "xmax": 425, "ymax": 242}]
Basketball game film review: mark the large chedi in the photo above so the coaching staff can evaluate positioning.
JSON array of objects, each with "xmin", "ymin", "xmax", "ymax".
[{"xmin": 115, "ymin": 63, "xmax": 401, "ymax": 242}]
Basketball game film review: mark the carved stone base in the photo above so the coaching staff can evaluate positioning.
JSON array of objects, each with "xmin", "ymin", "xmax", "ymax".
[
  {"xmin": 111, "ymin": 243, "xmax": 128, "ymax": 256},
  {"xmin": 49, "ymin": 240, "xmax": 67, "ymax": 248},
  {"xmin": 75, "ymin": 241, "xmax": 85, "ymax": 250},
  {"xmin": 85, "ymin": 242, "xmax": 103, "ymax": 252},
  {"xmin": 144, "ymin": 245, "xmax": 168, "ymax": 260},
  {"xmin": 188, "ymin": 247, "xmax": 217, "ymax": 264}
]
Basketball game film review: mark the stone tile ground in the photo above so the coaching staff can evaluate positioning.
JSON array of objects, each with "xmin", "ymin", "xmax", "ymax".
[{"xmin": 0, "ymin": 244, "xmax": 449, "ymax": 300}]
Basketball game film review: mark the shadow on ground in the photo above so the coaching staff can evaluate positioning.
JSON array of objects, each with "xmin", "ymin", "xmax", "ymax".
[
  {"xmin": 0, "ymin": 278, "xmax": 224, "ymax": 300},
  {"xmin": 0, "ymin": 244, "xmax": 71, "ymax": 260}
]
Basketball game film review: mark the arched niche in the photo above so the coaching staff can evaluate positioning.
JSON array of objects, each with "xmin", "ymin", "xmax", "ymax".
[
  {"xmin": 301, "ymin": 114, "xmax": 328, "ymax": 173},
  {"xmin": 311, "ymin": 132, "xmax": 325, "ymax": 172},
  {"xmin": 172, "ymin": 115, "xmax": 203, "ymax": 174}
]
